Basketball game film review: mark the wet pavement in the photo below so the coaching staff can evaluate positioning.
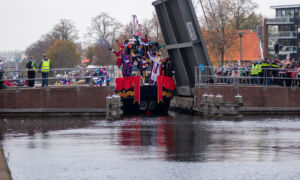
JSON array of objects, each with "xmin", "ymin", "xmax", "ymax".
[{"xmin": 1, "ymin": 113, "xmax": 300, "ymax": 179}]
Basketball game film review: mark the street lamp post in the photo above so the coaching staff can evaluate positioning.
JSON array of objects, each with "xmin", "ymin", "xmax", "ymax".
[{"xmin": 237, "ymin": 32, "xmax": 245, "ymax": 61}]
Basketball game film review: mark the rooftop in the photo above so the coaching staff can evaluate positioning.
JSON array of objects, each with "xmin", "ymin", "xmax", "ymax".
[{"xmin": 270, "ymin": 4, "xmax": 300, "ymax": 9}]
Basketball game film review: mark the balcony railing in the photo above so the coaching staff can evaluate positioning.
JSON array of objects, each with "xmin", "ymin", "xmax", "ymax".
[
  {"xmin": 269, "ymin": 46, "xmax": 297, "ymax": 55},
  {"xmin": 268, "ymin": 31, "xmax": 297, "ymax": 39},
  {"xmin": 266, "ymin": 17, "xmax": 294, "ymax": 24}
]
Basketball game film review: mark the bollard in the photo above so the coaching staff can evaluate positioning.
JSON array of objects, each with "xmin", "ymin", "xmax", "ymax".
[
  {"xmin": 106, "ymin": 96, "xmax": 113, "ymax": 120},
  {"xmin": 215, "ymin": 94, "xmax": 224, "ymax": 117},
  {"xmin": 234, "ymin": 94, "xmax": 243, "ymax": 118},
  {"xmin": 201, "ymin": 93, "xmax": 209, "ymax": 116},
  {"xmin": 112, "ymin": 95, "xmax": 121, "ymax": 106},
  {"xmin": 207, "ymin": 94, "xmax": 214, "ymax": 104},
  {"xmin": 234, "ymin": 94, "xmax": 243, "ymax": 105},
  {"xmin": 215, "ymin": 94, "xmax": 223, "ymax": 104},
  {"xmin": 202, "ymin": 93, "xmax": 209, "ymax": 103},
  {"xmin": 208, "ymin": 94, "xmax": 215, "ymax": 116},
  {"xmin": 106, "ymin": 95, "xmax": 123, "ymax": 120}
]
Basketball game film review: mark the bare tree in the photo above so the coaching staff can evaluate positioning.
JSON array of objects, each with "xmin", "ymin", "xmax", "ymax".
[
  {"xmin": 231, "ymin": 0, "xmax": 258, "ymax": 30},
  {"xmin": 150, "ymin": 13, "xmax": 164, "ymax": 43},
  {"xmin": 141, "ymin": 18, "xmax": 152, "ymax": 37},
  {"xmin": 110, "ymin": 21, "xmax": 123, "ymax": 44},
  {"xmin": 89, "ymin": 12, "xmax": 123, "ymax": 46},
  {"xmin": 120, "ymin": 23, "xmax": 133, "ymax": 40},
  {"xmin": 52, "ymin": 19, "xmax": 79, "ymax": 42}
]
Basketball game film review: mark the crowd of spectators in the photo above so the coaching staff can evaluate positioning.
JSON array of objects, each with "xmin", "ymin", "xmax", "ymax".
[{"xmin": 214, "ymin": 58, "xmax": 300, "ymax": 87}]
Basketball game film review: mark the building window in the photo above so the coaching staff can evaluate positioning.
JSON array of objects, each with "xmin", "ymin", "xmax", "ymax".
[
  {"xmin": 282, "ymin": 9, "xmax": 286, "ymax": 17},
  {"xmin": 286, "ymin": 9, "xmax": 291, "ymax": 17},
  {"xmin": 289, "ymin": 9, "xmax": 294, "ymax": 17},
  {"xmin": 295, "ymin": 9, "xmax": 299, "ymax": 17},
  {"xmin": 284, "ymin": 25, "xmax": 290, "ymax": 31},
  {"xmin": 278, "ymin": 9, "xmax": 282, "ymax": 17}
]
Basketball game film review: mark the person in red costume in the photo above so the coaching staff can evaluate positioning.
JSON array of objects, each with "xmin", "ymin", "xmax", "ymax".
[
  {"xmin": 110, "ymin": 48, "xmax": 123, "ymax": 67},
  {"xmin": 116, "ymin": 39, "xmax": 125, "ymax": 56}
]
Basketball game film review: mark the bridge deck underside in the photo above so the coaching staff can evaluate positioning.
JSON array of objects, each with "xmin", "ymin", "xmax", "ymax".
[{"xmin": 153, "ymin": 0, "xmax": 214, "ymax": 96}]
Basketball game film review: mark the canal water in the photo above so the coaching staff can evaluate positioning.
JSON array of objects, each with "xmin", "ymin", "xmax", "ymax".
[{"xmin": 1, "ymin": 112, "xmax": 300, "ymax": 180}]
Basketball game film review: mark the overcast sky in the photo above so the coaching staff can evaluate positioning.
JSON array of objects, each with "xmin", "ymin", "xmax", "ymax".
[{"xmin": 0, "ymin": 0, "xmax": 299, "ymax": 51}]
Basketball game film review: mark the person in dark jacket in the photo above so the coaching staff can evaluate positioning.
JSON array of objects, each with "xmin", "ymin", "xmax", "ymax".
[
  {"xmin": 26, "ymin": 56, "xmax": 37, "ymax": 87},
  {"xmin": 163, "ymin": 58, "xmax": 175, "ymax": 77},
  {"xmin": 0, "ymin": 59, "xmax": 4, "ymax": 89}
]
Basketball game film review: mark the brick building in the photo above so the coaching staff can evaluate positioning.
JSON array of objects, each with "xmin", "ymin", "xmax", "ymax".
[{"xmin": 204, "ymin": 30, "xmax": 262, "ymax": 64}]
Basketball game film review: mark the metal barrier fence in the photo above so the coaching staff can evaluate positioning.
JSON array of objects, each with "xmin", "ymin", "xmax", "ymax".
[
  {"xmin": 195, "ymin": 66, "xmax": 300, "ymax": 87},
  {"xmin": 0, "ymin": 66, "xmax": 120, "ymax": 88}
]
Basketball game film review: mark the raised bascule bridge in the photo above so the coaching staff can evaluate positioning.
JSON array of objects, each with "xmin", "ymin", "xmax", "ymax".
[{"xmin": 153, "ymin": 0, "xmax": 215, "ymax": 97}]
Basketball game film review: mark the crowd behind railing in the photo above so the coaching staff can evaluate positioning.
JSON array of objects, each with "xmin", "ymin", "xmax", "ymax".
[
  {"xmin": 196, "ymin": 58, "xmax": 300, "ymax": 87},
  {"xmin": 0, "ymin": 64, "xmax": 116, "ymax": 89}
]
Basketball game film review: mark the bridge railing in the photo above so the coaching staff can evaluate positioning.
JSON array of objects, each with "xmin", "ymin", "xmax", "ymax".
[
  {"xmin": 0, "ymin": 66, "xmax": 121, "ymax": 88},
  {"xmin": 195, "ymin": 66, "xmax": 300, "ymax": 87}
]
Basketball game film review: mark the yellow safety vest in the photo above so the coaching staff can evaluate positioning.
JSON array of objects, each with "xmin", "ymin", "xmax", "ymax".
[
  {"xmin": 32, "ymin": 61, "xmax": 36, "ymax": 71},
  {"xmin": 258, "ymin": 64, "xmax": 262, "ymax": 73},
  {"xmin": 251, "ymin": 64, "xmax": 259, "ymax": 75},
  {"xmin": 41, "ymin": 59, "xmax": 50, "ymax": 72}
]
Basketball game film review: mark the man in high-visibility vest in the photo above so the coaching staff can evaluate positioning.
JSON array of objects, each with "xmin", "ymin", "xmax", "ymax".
[
  {"xmin": 26, "ymin": 56, "xmax": 37, "ymax": 87},
  {"xmin": 250, "ymin": 60, "xmax": 259, "ymax": 84},
  {"xmin": 39, "ymin": 54, "xmax": 51, "ymax": 87}
]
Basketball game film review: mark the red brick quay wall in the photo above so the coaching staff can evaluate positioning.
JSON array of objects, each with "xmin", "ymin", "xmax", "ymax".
[
  {"xmin": 194, "ymin": 85, "xmax": 300, "ymax": 114},
  {"xmin": 0, "ymin": 86, "xmax": 114, "ymax": 116}
]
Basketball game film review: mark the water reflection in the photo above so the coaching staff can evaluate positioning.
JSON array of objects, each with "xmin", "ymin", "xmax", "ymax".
[
  {"xmin": 115, "ymin": 114, "xmax": 300, "ymax": 162},
  {"xmin": 1, "ymin": 114, "xmax": 300, "ymax": 163},
  {"xmin": 0, "ymin": 117, "xmax": 96, "ymax": 150},
  {"xmin": 117, "ymin": 115, "xmax": 211, "ymax": 162},
  {"xmin": 2, "ymin": 114, "xmax": 300, "ymax": 179},
  {"xmin": 0, "ymin": 117, "xmax": 95, "ymax": 137}
]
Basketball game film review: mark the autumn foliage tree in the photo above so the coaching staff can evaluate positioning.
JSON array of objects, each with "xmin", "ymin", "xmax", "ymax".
[
  {"xmin": 197, "ymin": 0, "xmax": 263, "ymax": 65},
  {"xmin": 47, "ymin": 40, "xmax": 81, "ymax": 68},
  {"xmin": 201, "ymin": 0, "xmax": 236, "ymax": 65}
]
